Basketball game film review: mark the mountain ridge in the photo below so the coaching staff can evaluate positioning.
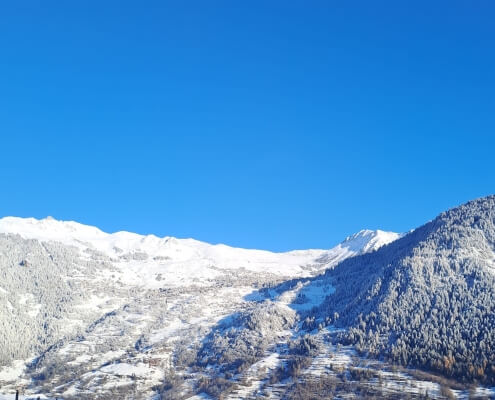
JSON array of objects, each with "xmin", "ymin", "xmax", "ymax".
[
  {"xmin": 0, "ymin": 215, "xmax": 399, "ymax": 255},
  {"xmin": 1, "ymin": 197, "xmax": 494, "ymax": 398},
  {"xmin": 0, "ymin": 216, "xmax": 400, "ymax": 282}
]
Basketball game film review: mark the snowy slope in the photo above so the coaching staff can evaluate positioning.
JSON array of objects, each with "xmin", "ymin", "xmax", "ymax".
[
  {"xmin": 0, "ymin": 216, "xmax": 399, "ymax": 284},
  {"xmin": 316, "ymin": 229, "xmax": 401, "ymax": 266},
  {"xmin": 341, "ymin": 229, "xmax": 402, "ymax": 253},
  {"xmin": 1, "ymin": 198, "xmax": 493, "ymax": 399},
  {"xmin": 0, "ymin": 216, "xmax": 401, "ymax": 399}
]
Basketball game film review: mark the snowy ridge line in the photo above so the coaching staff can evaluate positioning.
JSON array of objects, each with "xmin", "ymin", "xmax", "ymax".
[{"xmin": 0, "ymin": 216, "xmax": 400, "ymax": 278}]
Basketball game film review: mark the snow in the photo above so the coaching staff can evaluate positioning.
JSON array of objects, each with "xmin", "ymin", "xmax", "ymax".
[
  {"xmin": 96, "ymin": 350, "xmax": 127, "ymax": 364},
  {"xmin": 74, "ymin": 294, "xmax": 112, "ymax": 310},
  {"xmin": 0, "ymin": 216, "xmax": 406, "ymax": 399},
  {"xmin": 341, "ymin": 229, "xmax": 402, "ymax": 253},
  {"xmin": 187, "ymin": 394, "xmax": 214, "ymax": 400},
  {"xmin": 26, "ymin": 303, "xmax": 42, "ymax": 318},
  {"xmin": 0, "ymin": 217, "xmax": 322, "ymax": 270},
  {"xmin": 67, "ymin": 354, "xmax": 92, "ymax": 365},
  {"xmin": 0, "ymin": 360, "xmax": 26, "ymax": 382},
  {"xmin": 316, "ymin": 229, "xmax": 401, "ymax": 266},
  {"xmin": 0, "ymin": 216, "xmax": 401, "ymax": 289},
  {"xmin": 148, "ymin": 318, "xmax": 185, "ymax": 344},
  {"xmin": 100, "ymin": 362, "xmax": 151, "ymax": 377},
  {"xmin": 290, "ymin": 279, "xmax": 335, "ymax": 311}
]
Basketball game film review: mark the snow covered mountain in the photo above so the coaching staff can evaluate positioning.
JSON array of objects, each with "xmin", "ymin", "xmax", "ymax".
[
  {"xmin": 3, "ymin": 197, "xmax": 494, "ymax": 400},
  {"xmin": 317, "ymin": 195, "xmax": 495, "ymax": 384},
  {"xmin": 0, "ymin": 216, "xmax": 399, "ymax": 399},
  {"xmin": 0, "ymin": 216, "xmax": 398, "ymax": 286},
  {"xmin": 315, "ymin": 229, "xmax": 401, "ymax": 266},
  {"xmin": 190, "ymin": 196, "xmax": 495, "ymax": 400}
]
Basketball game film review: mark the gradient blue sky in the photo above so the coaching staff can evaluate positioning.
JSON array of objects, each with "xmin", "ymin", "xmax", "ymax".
[{"xmin": 1, "ymin": 1, "xmax": 494, "ymax": 251}]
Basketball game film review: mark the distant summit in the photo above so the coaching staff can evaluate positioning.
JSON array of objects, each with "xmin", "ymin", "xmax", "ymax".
[
  {"xmin": 316, "ymin": 229, "xmax": 400, "ymax": 267},
  {"xmin": 340, "ymin": 229, "xmax": 402, "ymax": 254}
]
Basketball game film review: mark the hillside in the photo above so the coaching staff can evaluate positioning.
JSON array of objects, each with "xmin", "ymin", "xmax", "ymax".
[
  {"xmin": 1, "ymin": 196, "xmax": 495, "ymax": 399},
  {"xmin": 185, "ymin": 196, "xmax": 495, "ymax": 400},
  {"xmin": 317, "ymin": 195, "xmax": 495, "ymax": 383},
  {"xmin": 0, "ymin": 216, "xmax": 398, "ymax": 399}
]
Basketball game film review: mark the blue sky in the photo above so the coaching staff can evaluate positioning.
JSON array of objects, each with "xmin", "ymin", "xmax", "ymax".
[{"xmin": 0, "ymin": 1, "xmax": 494, "ymax": 251}]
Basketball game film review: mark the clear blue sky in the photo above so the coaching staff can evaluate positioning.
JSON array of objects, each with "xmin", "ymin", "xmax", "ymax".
[{"xmin": 1, "ymin": 1, "xmax": 494, "ymax": 251}]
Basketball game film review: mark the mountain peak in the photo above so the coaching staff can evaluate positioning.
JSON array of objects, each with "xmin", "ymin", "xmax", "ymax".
[{"xmin": 340, "ymin": 229, "xmax": 401, "ymax": 254}]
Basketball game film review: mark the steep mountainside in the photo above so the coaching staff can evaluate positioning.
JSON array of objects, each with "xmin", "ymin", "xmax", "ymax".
[{"xmin": 318, "ymin": 195, "xmax": 495, "ymax": 383}]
